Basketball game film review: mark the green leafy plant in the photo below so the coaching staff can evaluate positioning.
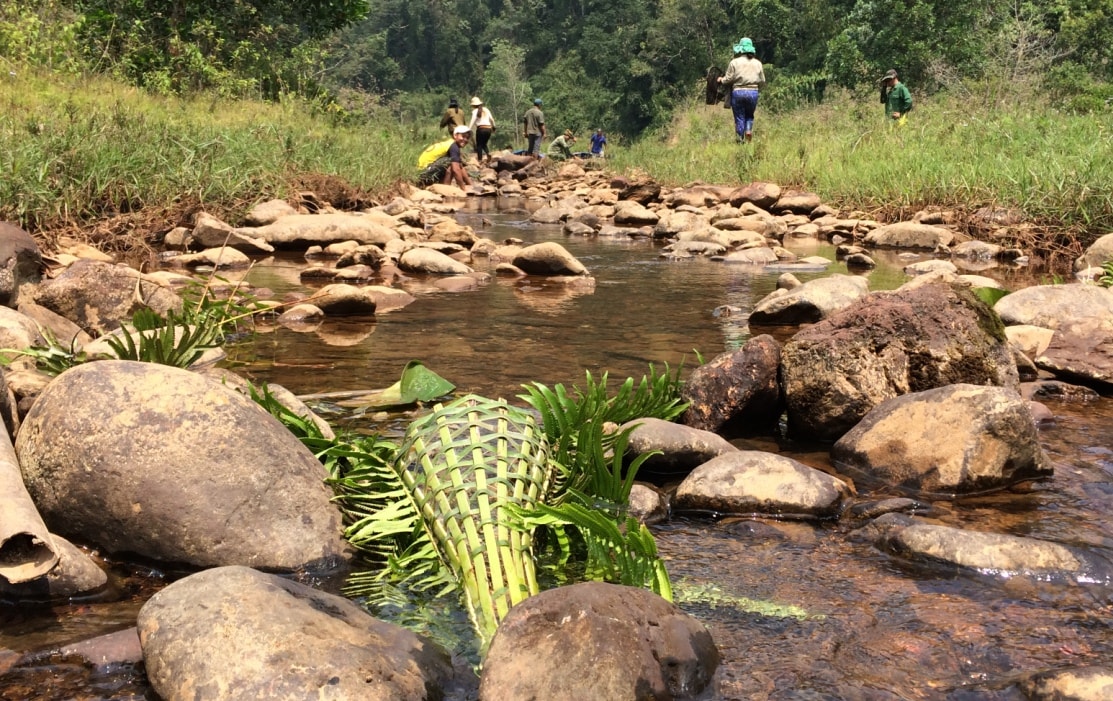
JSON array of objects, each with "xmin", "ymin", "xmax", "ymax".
[
  {"xmin": 0, "ymin": 326, "xmax": 87, "ymax": 376},
  {"xmin": 103, "ymin": 308, "xmax": 223, "ymax": 368},
  {"xmin": 257, "ymin": 364, "xmax": 686, "ymax": 658},
  {"xmin": 1099, "ymin": 259, "xmax": 1113, "ymax": 288}
]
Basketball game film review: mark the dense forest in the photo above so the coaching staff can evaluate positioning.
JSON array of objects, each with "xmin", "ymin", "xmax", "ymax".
[{"xmin": 2, "ymin": 0, "xmax": 1112, "ymax": 139}]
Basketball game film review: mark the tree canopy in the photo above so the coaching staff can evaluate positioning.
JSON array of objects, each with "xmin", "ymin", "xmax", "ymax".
[{"xmin": 2, "ymin": 0, "xmax": 1111, "ymax": 133}]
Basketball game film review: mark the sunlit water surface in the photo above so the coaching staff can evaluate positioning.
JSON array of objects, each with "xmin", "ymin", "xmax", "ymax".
[{"xmin": 3, "ymin": 198, "xmax": 1112, "ymax": 700}]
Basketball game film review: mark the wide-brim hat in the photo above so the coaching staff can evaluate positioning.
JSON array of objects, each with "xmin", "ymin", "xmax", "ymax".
[
  {"xmin": 733, "ymin": 37, "xmax": 756, "ymax": 54},
  {"xmin": 879, "ymin": 69, "xmax": 898, "ymax": 83},
  {"xmin": 454, "ymin": 125, "xmax": 472, "ymax": 135},
  {"xmin": 449, "ymin": 98, "xmax": 458, "ymax": 106},
  {"xmin": 470, "ymin": 96, "xmax": 483, "ymax": 107},
  {"xmin": 563, "ymin": 129, "xmax": 574, "ymax": 138}
]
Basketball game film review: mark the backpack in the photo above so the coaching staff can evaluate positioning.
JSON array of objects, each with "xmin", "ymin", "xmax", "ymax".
[{"xmin": 417, "ymin": 139, "xmax": 454, "ymax": 168}]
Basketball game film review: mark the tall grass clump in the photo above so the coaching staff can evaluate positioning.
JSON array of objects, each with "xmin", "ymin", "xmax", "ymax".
[
  {"xmin": 0, "ymin": 68, "xmax": 422, "ymax": 232},
  {"xmin": 612, "ymin": 87, "xmax": 1113, "ymax": 236}
]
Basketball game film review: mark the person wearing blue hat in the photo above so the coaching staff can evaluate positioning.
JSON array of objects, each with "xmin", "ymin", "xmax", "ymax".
[
  {"xmin": 717, "ymin": 37, "xmax": 765, "ymax": 142},
  {"xmin": 522, "ymin": 98, "xmax": 546, "ymax": 160}
]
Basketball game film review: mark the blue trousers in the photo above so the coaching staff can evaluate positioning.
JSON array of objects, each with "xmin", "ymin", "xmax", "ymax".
[{"xmin": 731, "ymin": 89, "xmax": 759, "ymax": 138}]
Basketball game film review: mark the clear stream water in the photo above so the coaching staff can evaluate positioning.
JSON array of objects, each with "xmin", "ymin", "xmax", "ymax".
[{"xmin": 2, "ymin": 197, "xmax": 1111, "ymax": 700}]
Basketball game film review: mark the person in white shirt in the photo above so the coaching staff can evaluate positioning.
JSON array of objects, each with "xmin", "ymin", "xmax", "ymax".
[{"xmin": 467, "ymin": 96, "xmax": 497, "ymax": 164}]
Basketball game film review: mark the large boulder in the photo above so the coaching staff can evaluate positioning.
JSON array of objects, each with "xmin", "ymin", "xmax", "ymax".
[
  {"xmin": 728, "ymin": 182, "xmax": 781, "ymax": 209},
  {"xmin": 675, "ymin": 451, "xmax": 852, "ymax": 519},
  {"xmin": 16, "ymin": 361, "xmax": 351, "ymax": 571},
  {"xmin": 138, "ymin": 566, "xmax": 453, "ymax": 701},
  {"xmin": 1075, "ymin": 232, "xmax": 1113, "ymax": 271},
  {"xmin": 480, "ymin": 581, "xmax": 718, "ymax": 701},
  {"xmin": 994, "ymin": 284, "xmax": 1113, "ymax": 331},
  {"xmin": 239, "ymin": 213, "xmax": 400, "ymax": 249},
  {"xmin": 613, "ymin": 200, "xmax": 659, "ymax": 227},
  {"xmin": 620, "ymin": 417, "xmax": 737, "ymax": 479},
  {"xmin": 31, "ymin": 260, "xmax": 182, "ymax": 335},
  {"xmin": 309, "ymin": 284, "xmax": 378, "ymax": 316},
  {"xmin": 866, "ymin": 515, "xmax": 1113, "ymax": 585},
  {"xmin": 831, "ymin": 384, "xmax": 1051, "ymax": 495},
  {"xmin": 1035, "ymin": 321, "xmax": 1113, "ymax": 389},
  {"xmin": 749, "ymin": 274, "xmax": 870, "ymax": 326},
  {"xmin": 0, "ymin": 222, "xmax": 42, "ymax": 307},
  {"xmin": 191, "ymin": 212, "xmax": 274, "ymax": 253},
  {"xmin": 398, "ymin": 247, "xmax": 473, "ymax": 275},
  {"xmin": 243, "ymin": 199, "xmax": 298, "ymax": 226},
  {"xmin": 16, "ymin": 301, "xmax": 92, "ymax": 349},
  {"xmin": 511, "ymin": 242, "xmax": 588, "ymax": 276},
  {"xmin": 864, "ymin": 222, "xmax": 954, "ymax": 250},
  {"xmin": 771, "ymin": 191, "xmax": 822, "ymax": 215},
  {"xmin": 680, "ymin": 334, "xmax": 782, "ymax": 436},
  {"xmin": 781, "ymin": 282, "xmax": 1018, "ymax": 441}
]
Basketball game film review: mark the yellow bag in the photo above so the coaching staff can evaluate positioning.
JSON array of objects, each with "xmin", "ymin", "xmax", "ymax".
[{"xmin": 417, "ymin": 139, "xmax": 454, "ymax": 168}]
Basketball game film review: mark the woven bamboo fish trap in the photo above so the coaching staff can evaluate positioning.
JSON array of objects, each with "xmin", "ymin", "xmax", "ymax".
[{"xmin": 395, "ymin": 394, "xmax": 554, "ymax": 646}]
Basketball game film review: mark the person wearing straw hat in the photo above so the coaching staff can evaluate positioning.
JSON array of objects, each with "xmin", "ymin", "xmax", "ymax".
[
  {"xmin": 717, "ymin": 37, "xmax": 765, "ymax": 143},
  {"xmin": 467, "ymin": 96, "xmax": 496, "ymax": 164},
  {"xmin": 547, "ymin": 129, "xmax": 577, "ymax": 161},
  {"xmin": 879, "ymin": 69, "xmax": 912, "ymax": 125}
]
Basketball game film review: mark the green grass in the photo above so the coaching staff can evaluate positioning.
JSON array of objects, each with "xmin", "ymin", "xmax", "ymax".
[
  {"xmin": 0, "ymin": 68, "xmax": 421, "ymax": 230},
  {"xmin": 4, "ymin": 66, "xmax": 1111, "ymax": 254},
  {"xmin": 610, "ymin": 89, "xmax": 1113, "ymax": 237}
]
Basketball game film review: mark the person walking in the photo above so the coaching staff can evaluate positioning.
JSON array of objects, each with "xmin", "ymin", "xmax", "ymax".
[
  {"xmin": 468, "ymin": 96, "xmax": 496, "ymax": 164},
  {"xmin": 717, "ymin": 37, "xmax": 765, "ymax": 143},
  {"xmin": 438, "ymin": 98, "xmax": 467, "ymax": 136},
  {"xmin": 522, "ymin": 98, "xmax": 546, "ymax": 160},
  {"xmin": 879, "ymin": 69, "xmax": 912, "ymax": 125},
  {"xmin": 590, "ymin": 128, "xmax": 607, "ymax": 158}
]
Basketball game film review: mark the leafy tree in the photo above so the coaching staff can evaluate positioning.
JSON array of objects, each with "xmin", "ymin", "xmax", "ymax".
[
  {"xmin": 73, "ymin": 0, "xmax": 370, "ymax": 96},
  {"xmin": 481, "ymin": 40, "xmax": 532, "ymax": 151}
]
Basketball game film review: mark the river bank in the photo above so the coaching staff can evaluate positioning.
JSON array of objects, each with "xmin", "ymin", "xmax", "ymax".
[{"xmin": 3, "ymin": 69, "xmax": 1111, "ymax": 268}]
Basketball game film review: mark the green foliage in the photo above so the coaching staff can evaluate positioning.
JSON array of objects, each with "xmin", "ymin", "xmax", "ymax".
[
  {"xmin": 972, "ymin": 286, "xmax": 1011, "ymax": 306},
  {"xmin": 0, "ymin": 327, "xmax": 87, "ymax": 376},
  {"xmin": 509, "ymin": 501, "xmax": 672, "ymax": 600},
  {"xmin": 0, "ymin": 0, "xmax": 84, "ymax": 72},
  {"xmin": 480, "ymin": 40, "xmax": 531, "ymax": 152},
  {"xmin": 519, "ymin": 366, "xmax": 688, "ymax": 506},
  {"xmin": 72, "ymin": 0, "xmax": 368, "ymax": 98},
  {"xmin": 335, "ymin": 360, "xmax": 456, "ymax": 410},
  {"xmin": 1099, "ymin": 259, "xmax": 1113, "ymax": 287},
  {"xmin": 1045, "ymin": 61, "xmax": 1113, "ymax": 114},
  {"xmin": 0, "ymin": 70, "xmax": 412, "ymax": 231},
  {"xmin": 260, "ymin": 366, "xmax": 681, "ymax": 656},
  {"xmin": 103, "ymin": 308, "xmax": 221, "ymax": 367}
]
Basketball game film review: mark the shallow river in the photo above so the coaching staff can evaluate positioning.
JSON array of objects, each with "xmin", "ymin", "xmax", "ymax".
[{"xmin": 2, "ymin": 197, "xmax": 1112, "ymax": 700}]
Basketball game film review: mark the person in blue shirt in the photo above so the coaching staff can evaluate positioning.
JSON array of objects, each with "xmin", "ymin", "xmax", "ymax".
[{"xmin": 590, "ymin": 128, "xmax": 607, "ymax": 158}]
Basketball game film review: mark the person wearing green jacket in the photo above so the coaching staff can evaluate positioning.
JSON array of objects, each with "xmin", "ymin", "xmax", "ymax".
[{"xmin": 880, "ymin": 69, "xmax": 912, "ymax": 125}]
